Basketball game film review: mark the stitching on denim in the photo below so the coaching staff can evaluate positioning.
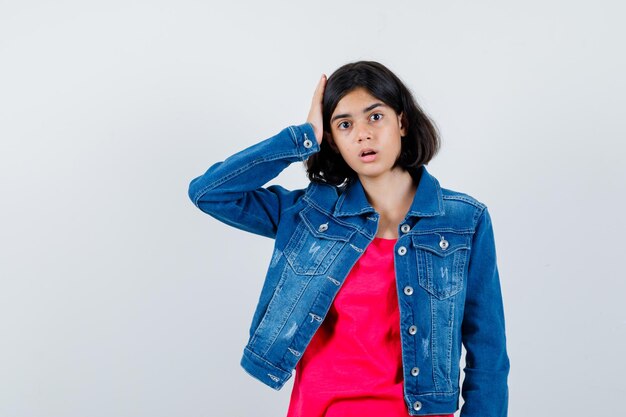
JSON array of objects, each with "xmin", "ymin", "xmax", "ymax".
[
  {"xmin": 408, "ymin": 389, "xmax": 459, "ymax": 397},
  {"xmin": 301, "ymin": 198, "xmax": 374, "ymax": 239},
  {"xmin": 299, "ymin": 206, "xmax": 356, "ymax": 241},
  {"xmin": 248, "ymin": 266, "xmax": 290, "ymax": 348},
  {"xmin": 289, "ymin": 125, "xmax": 317, "ymax": 159},
  {"xmin": 283, "ymin": 222, "xmax": 305, "ymax": 268},
  {"xmin": 334, "ymin": 190, "xmax": 347, "ymax": 213},
  {"xmin": 192, "ymin": 150, "xmax": 298, "ymax": 204},
  {"xmin": 252, "ymin": 270, "xmax": 313, "ymax": 354},
  {"xmin": 270, "ymin": 249, "xmax": 282, "ymax": 268},
  {"xmin": 228, "ymin": 209, "xmax": 277, "ymax": 236},
  {"xmin": 303, "ymin": 198, "xmax": 333, "ymax": 217},
  {"xmin": 473, "ymin": 205, "xmax": 487, "ymax": 229},
  {"xmin": 442, "ymin": 194, "xmax": 485, "ymax": 210},
  {"xmin": 396, "ymin": 255, "xmax": 420, "ymax": 394},
  {"xmin": 243, "ymin": 347, "xmax": 290, "ymax": 374},
  {"xmin": 287, "ymin": 125, "xmax": 298, "ymax": 147},
  {"xmin": 445, "ymin": 299, "xmax": 455, "ymax": 390},
  {"xmin": 240, "ymin": 365, "xmax": 282, "ymax": 391},
  {"xmin": 411, "ymin": 228, "xmax": 474, "ymax": 235},
  {"xmin": 335, "ymin": 206, "xmax": 377, "ymax": 217},
  {"xmin": 430, "ymin": 292, "xmax": 441, "ymax": 392},
  {"xmin": 284, "ymin": 221, "xmax": 345, "ymax": 276},
  {"xmin": 301, "ymin": 201, "xmax": 362, "ymax": 232},
  {"xmin": 261, "ymin": 274, "xmax": 316, "ymax": 356}
]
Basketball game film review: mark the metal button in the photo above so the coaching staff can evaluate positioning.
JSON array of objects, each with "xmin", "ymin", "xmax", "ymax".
[
  {"xmin": 397, "ymin": 246, "xmax": 407, "ymax": 256},
  {"xmin": 413, "ymin": 401, "xmax": 422, "ymax": 411},
  {"xmin": 411, "ymin": 367, "xmax": 420, "ymax": 376},
  {"xmin": 303, "ymin": 138, "xmax": 313, "ymax": 148},
  {"xmin": 400, "ymin": 224, "xmax": 411, "ymax": 233},
  {"xmin": 318, "ymin": 223, "xmax": 328, "ymax": 232},
  {"xmin": 403, "ymin": 286, "xmax": 414, "ymax": 296},
  {"xmin": 408, "ymin": 325, "xmax": 417, "ymax": 335},
  {"xmin": 439, "ymin": 238, "xmax": 449, "ymax": 250}
]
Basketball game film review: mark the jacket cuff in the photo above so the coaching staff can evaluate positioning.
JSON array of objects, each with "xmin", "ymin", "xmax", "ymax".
[{"xmin": 287, "ymin": 122, "xmax": 320, "ymax": 159}]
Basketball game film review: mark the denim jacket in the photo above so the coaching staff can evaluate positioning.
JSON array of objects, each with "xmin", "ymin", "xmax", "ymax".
[{"xmin": 188, "ymin": 123, "xmax": 510, "ymax": 416}]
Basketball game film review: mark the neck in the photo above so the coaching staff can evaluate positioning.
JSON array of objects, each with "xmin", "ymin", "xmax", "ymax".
[{"xmin": 358, "ymin": 167, "xmax": 417, "ymax": 219}]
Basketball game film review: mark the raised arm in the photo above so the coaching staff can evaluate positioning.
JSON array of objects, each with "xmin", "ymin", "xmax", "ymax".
[
  {"xmin": 188, "ymin": 123, "xmax": 318, "ymax": 238},
  {"xmin": 460, "ymin": 207, "xmax": 510, "ymax": 417},
  {"xmin": 187, "ymin": 75, "xmax": 327, "ymax": 239}
]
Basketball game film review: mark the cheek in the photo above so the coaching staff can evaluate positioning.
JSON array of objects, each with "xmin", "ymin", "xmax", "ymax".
[
  {"xmin": 330, "ymin": 134, "xmax": 351, "ymax": 155},
  {"xmin": 332, "ymin": 141, "xmax": 358, "ymax": 166}
]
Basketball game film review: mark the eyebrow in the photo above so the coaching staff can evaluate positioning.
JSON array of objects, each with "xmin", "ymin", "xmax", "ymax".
[{"xmin": 331, "ymin": 102, "xmax": 385, "ymax": 123}]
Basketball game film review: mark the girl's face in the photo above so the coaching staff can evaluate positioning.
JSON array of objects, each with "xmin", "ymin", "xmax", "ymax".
[{"xmin": 329, "ymin": 87, "xmax": 407, "ymax": 181}]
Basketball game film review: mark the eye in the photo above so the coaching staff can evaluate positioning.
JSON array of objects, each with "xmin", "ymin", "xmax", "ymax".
[
  {"xmin": 370, "ymin": 113, "xmax": 383, "ymax": 122},
  {"xmin": 337, "ymin": 121, "xmax": 351, "ymax": 130}
]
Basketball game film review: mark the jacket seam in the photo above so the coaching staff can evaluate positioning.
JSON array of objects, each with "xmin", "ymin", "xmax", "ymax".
[
  {"xmin": 472, "ymin": 205, "xmax": 488, "ymax": 229},
  {"xmin": 192, "ymin": 150, "xmax": 299, "ymax": 205},
  {"xmin": 410, "ymin": 389, "xmax": 459, "ymax": 397},
  {"xmin": 302, "ymin": 200, "xmax": 363, "ymax": 233},
  {"xmin": 244, "ymin": 346, "xmax": 291, "ymax": 374},
  {"xmin": 442, "ymin": 194, "xmax": 485, "ymax": 210}
]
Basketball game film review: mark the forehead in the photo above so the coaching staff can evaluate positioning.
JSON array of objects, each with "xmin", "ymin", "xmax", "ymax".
[{"xmin": 332, "ymin": 87, "xmax": 388, "ymax": 115}]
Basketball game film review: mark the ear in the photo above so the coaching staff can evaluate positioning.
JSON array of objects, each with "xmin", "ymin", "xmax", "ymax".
[{"xmin": 398, "ymin": 112, "xmax": 408, "ymax": 136}]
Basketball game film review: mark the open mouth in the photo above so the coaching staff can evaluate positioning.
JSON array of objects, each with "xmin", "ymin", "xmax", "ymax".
[{"xmin": 359, "ymin": 149, "xmax": 377, "ymax": 162}]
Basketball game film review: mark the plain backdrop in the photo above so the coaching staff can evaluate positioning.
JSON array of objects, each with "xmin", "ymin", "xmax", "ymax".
[{"xmin": 1, "ymin": 1, "xmax": 625, "ymax": 416}]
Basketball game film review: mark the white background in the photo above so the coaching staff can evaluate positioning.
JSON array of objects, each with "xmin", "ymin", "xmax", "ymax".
[{"xmin": 1, "ymin": 1, "xmax": 625, "ymax": 416}]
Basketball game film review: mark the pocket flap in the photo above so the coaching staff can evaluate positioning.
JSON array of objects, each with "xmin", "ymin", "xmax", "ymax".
[
  {"xmin": 299, "ymin": 207, "xmax": 356, "ymax": 241},
  {"xmin": 411, "ymin": 231, "xmax": 471, "ymax": 257}
]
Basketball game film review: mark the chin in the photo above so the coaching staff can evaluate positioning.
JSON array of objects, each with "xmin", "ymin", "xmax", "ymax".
[{"xmin": 355, "ymin": 166, "xmax": 392, "ymax": 179}]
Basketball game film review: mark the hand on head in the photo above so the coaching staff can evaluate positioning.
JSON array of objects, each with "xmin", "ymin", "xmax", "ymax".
[{"xmin": 306, "ymin": 74, "xmax": 326, "ymax": 146}]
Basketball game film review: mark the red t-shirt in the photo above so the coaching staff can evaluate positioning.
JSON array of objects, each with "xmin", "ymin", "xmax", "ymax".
[{"xmin": 286, "ymin": 237, "xmax": 453, "ymax": 417}]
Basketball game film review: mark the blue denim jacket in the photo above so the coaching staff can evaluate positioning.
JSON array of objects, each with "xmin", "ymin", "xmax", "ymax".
[{"xmin": 188, "ymin": 123, "xmax": 510, "ymax": 416}]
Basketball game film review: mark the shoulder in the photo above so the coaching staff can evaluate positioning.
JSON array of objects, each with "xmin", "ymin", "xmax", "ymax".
[
  {"xmin": 418, "ymin": 165, "xmax": 487, "ymax": 224},
  {"xmin": 439, "ymin": 185, "xmax": 489, "ymax": 229},
  {"xmin": 441, "ymin": 187, "xmax": 487, "ymax": 211}
]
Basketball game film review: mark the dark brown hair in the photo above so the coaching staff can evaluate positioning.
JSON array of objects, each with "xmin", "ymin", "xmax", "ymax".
[{"xmin": 305, "ymin": 61, "xmax": 440, "ymax": 186}]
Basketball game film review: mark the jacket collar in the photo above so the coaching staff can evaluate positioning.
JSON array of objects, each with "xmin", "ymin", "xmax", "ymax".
[{"xmin": 331, "ymin": 165, "xmax": 444, "ymax": 218}]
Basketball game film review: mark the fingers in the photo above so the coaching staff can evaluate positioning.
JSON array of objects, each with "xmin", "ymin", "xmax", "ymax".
[
  {"xmin": 312, "ymin": 74, "xmax": 327, "ymax": 103},
  {"xmin": 307, "ymin": 74, "xmax": 327, "ymax": 145}
]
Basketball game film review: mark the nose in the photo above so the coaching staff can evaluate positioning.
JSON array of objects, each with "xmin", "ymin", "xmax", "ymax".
[{"xmin": 354, "ymin": 121, "xmax": 372, "ymax": 142}]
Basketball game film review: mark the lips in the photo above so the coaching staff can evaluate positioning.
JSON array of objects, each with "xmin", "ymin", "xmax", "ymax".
[{"xmin": 359, "ymin": 148, "xmax": 378, "ymax": 162}]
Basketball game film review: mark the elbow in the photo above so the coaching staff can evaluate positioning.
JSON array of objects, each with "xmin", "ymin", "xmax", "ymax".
[
  {"xmin": 188, "ymin": 176, "xmax": 206, "ymax": 208},
  {"xmin": 188, "ymin": 176, "xmax": 227, "ymax": 213}
]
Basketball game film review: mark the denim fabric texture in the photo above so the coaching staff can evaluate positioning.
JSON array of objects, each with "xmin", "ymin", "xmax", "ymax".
[{"xmin": 188, "ymin": 123, "xmax": 510, "ymax": 416}]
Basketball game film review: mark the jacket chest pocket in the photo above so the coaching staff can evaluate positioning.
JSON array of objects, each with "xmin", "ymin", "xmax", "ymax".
[
  {"xmin": 412, "ymin": 231, "xmax": 472, "ymax": 299},
  {"xmin": 283, "ymin": 207, "xmax": 356, "ymax": 275}
]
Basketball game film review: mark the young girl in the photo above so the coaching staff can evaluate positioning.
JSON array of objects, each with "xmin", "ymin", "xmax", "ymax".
[{"xmin": 188, "ymin": 61, "xmax": 510, "ymax": 416}]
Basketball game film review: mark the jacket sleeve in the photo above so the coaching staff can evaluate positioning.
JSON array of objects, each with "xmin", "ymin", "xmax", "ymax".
[
  {"xmin": 460, "ymin": 207, "xmax": 510, "ymax": 417},
  {"xmin": 187, "ymin": 123, "xmax": 319, "ymax": 239}
]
